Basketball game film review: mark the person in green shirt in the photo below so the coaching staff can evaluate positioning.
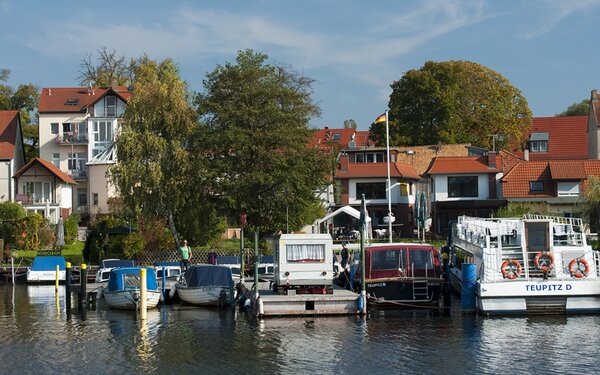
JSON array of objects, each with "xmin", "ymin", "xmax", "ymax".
[{"xmin": 179, "ymin": 239, "xmax": 192, "ymax": 271}]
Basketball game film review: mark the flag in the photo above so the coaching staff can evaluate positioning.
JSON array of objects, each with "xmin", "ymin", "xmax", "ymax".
[{"xmin": 374, "ymin": 113, "xmax": 386, "ymax": 124}]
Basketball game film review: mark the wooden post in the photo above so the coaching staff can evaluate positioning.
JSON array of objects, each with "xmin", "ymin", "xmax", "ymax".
[
  {"xmin": 80, "ymin": 264, "xmax": 88, "ymax": 321},
  {"xmin": 55, "ymin": 265, "xmax": 59, "ymax": 293},
  {"xmin": 65, "ymin": 262, "xmax": 72, "ymax": 320},
  {"xmin": 140, "ymin": 268, "xmax": 147, "ymax": 321}
]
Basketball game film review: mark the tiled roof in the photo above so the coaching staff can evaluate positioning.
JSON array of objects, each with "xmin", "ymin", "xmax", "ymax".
[
  {"xmin": 0, "ymin": 110, "xmax": 20, "ymax": 159},
  {"xmin": 337, "ymin": 162, "xmax": 420, "ymax": 180},
  {"xmin": 548, "ymin": 161, "xmax": 587, "ymax": 180},
  {"xmin": 512, "ymin": 116, "xmax": 588, "ymax": 160},
  {"xmin": 13, "ymin": 157, "xmax": 77, "ymax": 184},
  {"xmin": 38, "ymin": 86, "xmax": 132, "ymax": 113},
  {"xmin": 310, "ymin": 128, "xmax": 370, "ymax": 149},
  {"xmin": 425, "ymin": 155, "xmax": 502, "ymax": 175}
]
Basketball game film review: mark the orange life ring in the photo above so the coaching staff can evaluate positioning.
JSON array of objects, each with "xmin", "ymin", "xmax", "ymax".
[
  {"xmin": 569, "ymin": 258, "xmax": 589, "ymax": 278},
  {"xmin": 501, "ymin": 259, "xmax": 522, "ymax": 280},
  {"xmin": 533, "ymin": 252, "xmax": 554, "ymax": 272}
]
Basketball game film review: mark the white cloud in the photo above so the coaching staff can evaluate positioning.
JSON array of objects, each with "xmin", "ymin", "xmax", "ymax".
[{"xmin": 521, "ymin": 0, "xmax": 600, "ymax": 39}]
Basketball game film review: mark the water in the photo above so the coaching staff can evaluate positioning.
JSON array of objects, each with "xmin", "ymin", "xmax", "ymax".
[{"xmin": 2, "ymin": 284, "xmax": 600, "ymax": 374}]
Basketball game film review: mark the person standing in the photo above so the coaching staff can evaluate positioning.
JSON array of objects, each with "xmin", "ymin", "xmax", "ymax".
[
  {"xmin": 341, "ymin": 242, "xmax": 349, "ymax": 270},
  {"xmin": 179, "ymin": 239, "xmax": 192, "ymax": 272}
]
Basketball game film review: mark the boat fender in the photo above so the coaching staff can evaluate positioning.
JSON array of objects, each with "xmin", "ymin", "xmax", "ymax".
[
  {"xmin": 569, "ymin": 258, "xmax": 589, "ymax": 278},
  {"xmin": 218, "ymin": 289, "xmax": 227, "ymax": 309},
  {"xmin": 501, "ymin": 259, "xmax": 522, "ymax": 280},
  {"xmin": 533, "ymin": 252, "xmax": 554, "ymax": 272},
  {"xmin": 357, "ymin": 295, "xmax": 364, "ymax": 311}
]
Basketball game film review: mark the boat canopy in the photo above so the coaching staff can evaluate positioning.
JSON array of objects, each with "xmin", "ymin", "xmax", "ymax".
[
  {"xmin": 100, "ymin": 259, "xmax": 136, "ymax": 268},
  {"xmin": 31, "ymin": 256, "xmax": 66, "ymax": 271},
  {"xmin": 184, "ymin": 265, "xmax": 233, "ymax": 288},
  {"xmin": 107, "ymin": 267, "xmax": 158, "ymax": 291}
]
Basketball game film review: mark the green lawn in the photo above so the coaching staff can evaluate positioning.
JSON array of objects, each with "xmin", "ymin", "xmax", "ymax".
[{"xmin": 8, "ymin": 241, "xmax": 85, "ymax": 266}]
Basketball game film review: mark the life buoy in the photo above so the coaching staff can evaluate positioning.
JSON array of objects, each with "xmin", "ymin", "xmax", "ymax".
[
  {"xmin": 569, "ymin": 258, "xmax": 589, "ymax": 278},
  {"xmin": 501, "ymin": 259, "xmax": 522, "ymax": 280},
  {"xmin": 533, "ymin": 252, "xmax": 554, "ymax": 272}
]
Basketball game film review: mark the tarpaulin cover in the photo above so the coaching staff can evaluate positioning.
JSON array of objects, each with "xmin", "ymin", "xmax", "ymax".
[
  {"xmin": 184, "ymin": 265, "xmax": 233, "ymax": 288},
  {"xmin": 101, "ymin": 259, "xmax": 136, "ymax": 268},
  {"xmin": 31, "ymin": 256, "xmax": 66, "ymax": 271},
  {"xmin": 107, "ymin": 267, "xmax": 158, "ymax": 291}
]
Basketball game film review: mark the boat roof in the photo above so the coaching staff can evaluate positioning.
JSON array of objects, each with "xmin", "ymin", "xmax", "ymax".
[
  {"xmin": 107, "ymin": 267, "xmax": 158, "ymax": 291},
  {"xmin": 184, "ymin": 265, "xmax": 233, "ymax": 288},
  {"xmin": 31, "ymin": 256, "xmax": 66, "ymax": 271},
  {"xmin": 365, "ymin": 243, "xmax": 436, "ymax": 252},
  {"xmin": 100, "ymin": 259, "xmax": 136, "ymax": 268}
]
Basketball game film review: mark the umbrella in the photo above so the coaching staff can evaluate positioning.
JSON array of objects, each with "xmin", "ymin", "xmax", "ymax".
[{"xmin": 56, "ymin": 218, "xmax": 65, "ymax": 248}]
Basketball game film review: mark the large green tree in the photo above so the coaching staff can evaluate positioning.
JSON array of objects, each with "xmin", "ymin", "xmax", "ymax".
[
  {"xmin": 556, "ymin": 99, "xmax": 589, "ymax": 117},
  {"xmin": 0, "ymin": 69, "xmax": 39, "ymax": 160},
  {"xmin": 371, "ymin": 61, "xmax": 532, "ymax": 149},
  {"xmin": 110, "ymin": 57, "xmax": 201, "ymax": 248},
  {"xmin": 579, "ymin": 176, "xmax": 600, "ymax": 233},
  {"xmin": 195, "ymin": 50, "xmax": 329, "ymax": 233}
]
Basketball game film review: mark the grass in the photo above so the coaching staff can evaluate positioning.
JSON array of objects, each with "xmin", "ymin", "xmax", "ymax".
[{"xmin": 7, "ymin": 241, "xmax": 85, "ymax": 266}]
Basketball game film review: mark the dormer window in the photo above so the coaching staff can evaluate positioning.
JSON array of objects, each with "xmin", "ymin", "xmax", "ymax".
[
  {"xmin": 332, "ymin": 133, "xmax": 341, "ymax": 142},
  {"xmin": 65, "ymin": 98, "xmax": 79, "ymax": 106},
  {"xmin": 530, "ymin": 181, "xmax": 544, "ymax": 192},
  {"xmin": 105, "ymin": 96, "xmax": 117, "ymax": 116},
  {"xmin": 530, "ymin": 132, "xmax": 549, "ymax": 153}
]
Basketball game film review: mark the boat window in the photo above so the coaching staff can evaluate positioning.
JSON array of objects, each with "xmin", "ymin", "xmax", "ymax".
[
  {"xmin": 409, "ymin": 249, "xmax": 433, "ymax": 269},
  {"xmin": 372, "ymin": 249, "xmax": 405, "ymax": 270},
  {"xmin": 286, "ymin": 244, "xmax": 325, "ymax": 263},
  {"xmin": 156, "ymin": 269, "xmax": 164, "ymax": 278},
  {"xmin": 124, "ymin": 274, "xmax": 141, "ymax": 288}
]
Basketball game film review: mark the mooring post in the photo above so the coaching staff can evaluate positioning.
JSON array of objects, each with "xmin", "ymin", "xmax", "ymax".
[
  {"xmin": 65, "ymin": 262, "xmax": 72, "ymax": 320},
  {"xmin": 11, "ymin": 252, "xmax": 14, "ymax": 285},
  {"xmin": 55, "ymin": 264, "xmax": 59, "ymax": 293},
  {"xmin": 140, "ymin": 268, "xmax": 147, "ymax": 321},
  {"xmin": 240, "ymin": 227, "xmax": 245, "ymax": 284},
  {"xmin": 254, "ymin": 230, "xmax": 259, "ymax": 299},
  {"xmin": 161, "ymin": 266, "xmax": 166, "ymax": 301},
  {"xmin": 360, "ymin": 194, "xmax": 368, "ymax": 315},
  {"xmin": 81, "ymin": 264, "xmax": 88, "ymax": 308}
]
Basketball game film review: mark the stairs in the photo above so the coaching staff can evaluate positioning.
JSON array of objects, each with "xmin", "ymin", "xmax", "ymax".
[{"xmin": 412, "ymin": 280, "xmax": 429, "ymax": 300}]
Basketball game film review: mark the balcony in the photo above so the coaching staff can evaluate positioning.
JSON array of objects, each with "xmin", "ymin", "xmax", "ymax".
[
  {"xmin": 56, "ymin": 134, "xmax": 88, "ymax": 145},
  {"xmin": 68, "ymin": 169, "xmax": 88, "ymax": 180},
  {"xmin": 15, "ymin": 194, "xmax": 56, "ymax": 206}
]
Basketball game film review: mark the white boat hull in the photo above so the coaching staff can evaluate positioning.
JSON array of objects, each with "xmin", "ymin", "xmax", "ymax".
[
  {"xmin": 177, "ymin": 286, "xmax": 232, "ymax": 306},
  {"xmin": 104, "ymin": 289, "xmax": 161, "ymax": 310},
  {"xmin": 27, "ymin": 270, "xmax": 66, "ymax": 284}
]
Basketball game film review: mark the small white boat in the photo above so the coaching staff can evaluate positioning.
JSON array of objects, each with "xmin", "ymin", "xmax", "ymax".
[
  {"xmin": 104, "ymin": 267, "xmax": 161, "ymax": 310},
  {"xmin": 27, "ymin": 256, "xmax": 66, "ymax": 284},
  {"xmin": 176, "ymin": 265, "xmax": 235, "ymax": 306}
]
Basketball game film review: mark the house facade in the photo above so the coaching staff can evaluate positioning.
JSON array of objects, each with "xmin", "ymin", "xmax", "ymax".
[
  {"xmin": 0, "ymin": 110, "xmax": 26, "ymax": 202},
  {"xmin": 38, "ymin": 86, "xmax": 131, "ymax": 221}
]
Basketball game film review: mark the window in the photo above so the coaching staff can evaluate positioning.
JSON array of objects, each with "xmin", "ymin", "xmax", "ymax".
[
  {"xmin": 409, "ymin": 249, "xmax": 433, "ymax": 269},
  {"xmin": 105, "ymin": 96, "xmax": 117, "ymax": 116},
  {"xmin": 557, "ymin": 181, "xmax": 580, "ymax": 196},
  {"xmin": 366, "ymin": 152, "xmax": 385, "ymax": 163},
  {"xmin": 286, "ymin": 244, "xmax": 325, "ymax": 262},
  {"xmin": 356, "ymin": 182, "xmax": 387, "ymax": 199},
  {"xmin": 530, "ymin": 181, "xmax": 544, "ymax": 192},
  {"xmin": 92, "ymin": 120, "xmax": 114, "ymax": 155},
  {"xmin": 77, "ymin": 188, "xmax": 87, "ymax": 208},
  {"xmin": 52, "ymin": 153, "xmax": 60, "ymax": 168},
  {"xmin": 447, "ymin": 176, "xmax": 478, "ymax": 197},
  {"xmin": 355, "ymin": 153, "xmax": 364, "ymax": 163},
  {"xmin": 51, "ymin": 123, "xmax": 59, "ymax": 135},
  {"xmin": 23, "ymin": 182, "xmax": 51, "ymax": 203},
  {"xmin": 93, "ymin": 193, "xmax": 98, "ymax": 206},
  {"xmin": 372, "ymin": 249, "xmax": 405, "ymax": 270},
  {"xmin": 332, "ymin": 133, "xmax": 341, "ymax": 142},
  {"xmin": 62, "ymin": 123, "xmax": 71, "ymax": 133},
  {"xmin": 400, "ymin": 183, "xmax": 409, "ymax": 196},
  {"xmin": 530, "ymin": 140, "xmax": 548, "ymax": 152}
]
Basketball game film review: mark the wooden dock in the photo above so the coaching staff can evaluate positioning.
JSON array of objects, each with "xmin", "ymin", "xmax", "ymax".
[{"xmin": 255, "ymin": 285, "xmax": 361, "ymax": 317}]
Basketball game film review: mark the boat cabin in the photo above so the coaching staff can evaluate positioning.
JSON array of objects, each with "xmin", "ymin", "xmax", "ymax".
[{"xmin": 364, "ymin": 244, "xmax": 442, "ymax": 280}]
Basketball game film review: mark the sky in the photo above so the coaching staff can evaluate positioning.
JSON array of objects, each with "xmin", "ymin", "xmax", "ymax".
[{"xmin": 1, "ymin": 0, "xmax": 599, "ymax": 130}]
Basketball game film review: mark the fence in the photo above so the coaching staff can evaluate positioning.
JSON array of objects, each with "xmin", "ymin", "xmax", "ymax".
[{"xmin": 137, "ymin": 248, "xmax": 261, "ymax": 266}]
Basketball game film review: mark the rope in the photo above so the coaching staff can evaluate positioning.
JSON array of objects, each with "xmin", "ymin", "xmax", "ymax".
[{"xmin": 367, "ymin": 295, "xmax": 442, "ymax": 310}]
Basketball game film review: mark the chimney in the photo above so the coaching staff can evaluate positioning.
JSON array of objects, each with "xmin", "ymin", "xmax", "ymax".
[
  {"xmin": 524, "ymin": 149, "xmax": 529, "ymax": 161},
  {"xmin": 487, "ymin": 152, "xmax": 496, "ymax": 168},
  {"xmin": 339, "ymin": 153, "xmax": 349, "ymax": 172},
  {"xmin": 48, "ymin": 88, "xmax": 51, "ymax": 96}
]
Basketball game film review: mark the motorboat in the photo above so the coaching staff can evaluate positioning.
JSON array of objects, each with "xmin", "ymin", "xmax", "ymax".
[
  {"xmin": 349, "ymin": 243, "xmax": 443, "ymax": 308},
  {"xmin": 176, "ymin": 265, "xmax": 235, "ymax": 307},
  {"xmin": 26, "ymin": 256, "xmax": 67, "ymax": 284},
  {"xmin": 154, "ymin": 261, "xmax": 182, "ymax": 280},
  {"xmin": 103, "ymin": 267, "xmax": 161, "ymax": 310},
  {"xmin": 95, "ymin": 259, "xmax": 136, "ymax": 283},
  {"xmin": 449, "ymin": 215, "xmax": 600, "ymax": 314}
]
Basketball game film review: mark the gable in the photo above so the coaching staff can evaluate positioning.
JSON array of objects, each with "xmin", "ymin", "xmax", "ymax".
[{"xmin": 0, "ymin": 110, "xmax": 20, "ymax": 159}]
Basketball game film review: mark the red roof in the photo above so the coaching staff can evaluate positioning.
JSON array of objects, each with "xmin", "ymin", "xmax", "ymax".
[
  {"xmin": 14, "ymin": 157, "xmax": 77, "ymax": 184},
  {"xmin": 425, "ymin": 155, "xmax": 502, "ymax": 175},
  {"xmin": 310, "ymin": 128, "xmax": 370, "ymax": 149},
  {"xmin": 512, "ymin": 116, "xmax": 588, "ymax": 160},
  {"xmin": 548, "ymin": 161, "xmax": 587, "ymax": 180},
  {"xmin": 0, "ymin": 110, "xmax": 20, "ymax": 159},
  {"xmin": 337, "ymin": 162, "xmax": 420, "ymax": 180},
  {"xmin": 38, "ymin": 86, "xmax": 132, "ymax": 113}
]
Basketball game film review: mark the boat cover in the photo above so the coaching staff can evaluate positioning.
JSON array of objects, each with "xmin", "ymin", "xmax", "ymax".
[
  {"xmin": 107, "ymin": 267, "xmax": 158, "ymax": 291},
  {"xmin": 154, "ymin": 261, "xmax": 180, "ymax": 267},
  {"xmin": 216, "ymin": 256, "xmax": 240, "ymax": 265},
  {"xmin": 31, "ymin": 256, "xmax": 66, "ymax": 271},
  {"xmin": 100, "ymin": 259, "xmax": 136, "ymax": 268},
  {"xmin": 184, "ymin": 265, "xmax": 233, "ymax": 288}
]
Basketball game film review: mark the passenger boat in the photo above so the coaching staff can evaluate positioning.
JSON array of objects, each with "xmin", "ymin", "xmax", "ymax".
[
  {"xmin": 27, "ymin": 256, "xmax": 67, "ymax": 284},
  {"xmin": 449, "ymin": 215, "xmax": 600, "ymax": 314},
  {"xmin": 351, "ymin": 243, "xmax": 443, "ymax": 308},
  {"xmin": 95, "ymin": 259, "xmax": 136, "ymax": 283},
  {"xmin": 103, "ymin": 267, "xmax": 161, "ymax": 310},
  {"xmin": 176, "ymin": 265, "xmax": 235, "ymax": 307}
]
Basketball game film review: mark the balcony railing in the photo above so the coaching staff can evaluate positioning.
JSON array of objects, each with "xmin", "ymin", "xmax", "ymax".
[
  {"xmin": 15, "ymin": 194, "xmax": 55, "ymax": 205},
  {"xmin": 56, "ymin": 134, "xmax": 88, "ymax": 145},
  {"xmin": 68, "ymin": 169, "xmax": 88, "ymax": 180}
]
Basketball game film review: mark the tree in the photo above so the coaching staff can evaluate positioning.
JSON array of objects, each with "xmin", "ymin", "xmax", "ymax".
[
  {"xmin": 578, "ymin": 176, "xmax": 600, "ymax": 232},
  {"xmin": 0, "ymin": 201, "xmax": 26, "ymax": 248},
  {"xmin": 110, "ymin": 58, "xmax": 199, "ymax": 248},
  {"xmin": 556, "ymin": 99, "xmax": 589, "ymax": 117},
  {"xmin": 372, "ymin": 61, "xmax": 532, "ymax": 149},
  {"xmin": 196, "ymin": 49, "xmax": 329, "ymax": 233},
  {"xmin": 343, "ymin": 119, "xmax": 357, "ymax": 129},
  {"xmin": 77, "ymin": 47, "xmax": 133, "ymax": 87},
  {"xmin": 495, "ymin": 202, "xmax": 548, "ymax": 218},
  {"xmin": 0, "ymin": 69, "xmax": 39, "ymax": 160}
]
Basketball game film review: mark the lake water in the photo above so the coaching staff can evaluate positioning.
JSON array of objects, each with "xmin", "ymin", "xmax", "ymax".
[{"xmin": 1, "ymin": 284, "xmax": 600, "ymax": 374}]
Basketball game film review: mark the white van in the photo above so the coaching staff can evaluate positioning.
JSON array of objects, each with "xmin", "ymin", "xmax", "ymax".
[{"xmin": 274, "ymin": 234, "xmax": 334, "ymax": 294}]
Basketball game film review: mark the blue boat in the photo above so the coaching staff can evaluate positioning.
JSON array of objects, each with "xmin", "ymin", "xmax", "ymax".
[
  {"xmin": 26, "ymin": 256, "xmax": 66, "ymax": 284},
  {"xmin": 103, "ymin": 267, "xmax": 161, "ymax": 310},
  {"xmin": 176, "ymin": 265, "xmax": 235, "ymax": 306}
]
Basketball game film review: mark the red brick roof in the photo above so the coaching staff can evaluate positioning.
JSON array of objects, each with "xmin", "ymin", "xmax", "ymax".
[
  {"xmin": 548, "ymin": 161, "xmax": 587, "ymax": 180},
  {"xmin": 310, "ymin": 128, "xmax": 370, "ymax": 149},
  {"xmin": 14, "ymin": 157, "xmax": 77, "ymax": 184},
  {"xmin": 38, "ymin": 86, "xmax": 132, "ymax": 113},
  {"xmin": 0, "ymin": 110, "xmax": 20, "ymax": 159},
  {"xmin": 512, "ymin": 116, "xmax": 588, "ymax": 160},
  {"xmin": 337, "ymin": 162, "xmax": 420, "ymax": 180},
  {"xmin": 425, "ymin": 155, "xmax": 502, "ymax": 175}
]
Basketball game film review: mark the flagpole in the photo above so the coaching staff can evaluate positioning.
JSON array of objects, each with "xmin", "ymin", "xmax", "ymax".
[{"xmin": 385, "ymin": 110, "xmax": 392, "ymax": 243}]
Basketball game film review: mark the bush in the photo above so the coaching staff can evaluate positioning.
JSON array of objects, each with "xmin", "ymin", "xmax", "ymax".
[
  {"xmin": 64, "ymin": 212, "xmax": 80, "ymax": 244},
  {"xmin": 0, "ymin": 202, "xmax": 26, "ymax": 248}
]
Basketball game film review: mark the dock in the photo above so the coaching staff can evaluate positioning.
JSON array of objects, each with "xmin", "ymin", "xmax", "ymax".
[{"xmin": 255, "ymin": 285, "xmax": 362, "ymax": 316}]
